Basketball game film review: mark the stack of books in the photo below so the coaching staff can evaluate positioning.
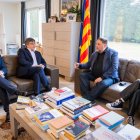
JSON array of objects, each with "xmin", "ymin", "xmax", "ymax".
[
  {"xmin": 64, "ymin": 120, "xmax": 90, "ymax": 140},
  {"xmin": 80, "ymin": 127, "xmax": 126, "ymax": 140},
  {"xmin": 45, "ymin": 87, "xmax": 75, "ymax": 109},
  {"xmin": 25, "ymin": 102, "xmax": 50, "ymax": 116},
  {"xmin": 33, "ymin": 109, "xmax": 63, "ymax": 131},
  {"xmin": 95, "ymin": 111, "xmax": 125, "ymax": 130},
  {"xmin": 60, "ymin": 97, "xmax": 91, "ymax": 119},
  {"xmin": 117, "ymin": 124, "xmax": 140, "ymax": 140},
  {"xmin": 17, "ymin": 95, "xmax": 31, "ymax": 105},
  {"xmin": 81, "ymin": 105, "xmax": 109, "ymax": 124},
  {"xmin": 47, "ymin": 115, "xmax": 74, "ymax": 138},
  {"xmin": 16, "ymin": 96, "xmax": 31, "ymax": 110}
]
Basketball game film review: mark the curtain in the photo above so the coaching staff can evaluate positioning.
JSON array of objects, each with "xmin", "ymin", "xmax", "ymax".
[
  {"xmin": 21, "ymin": 2, "xmax": 26, "ymax": 48},
  {"xmin": 45, "ymin": 0, "xmax": 51, "ymax": 22},
  {"xmin": 90, "ymin": 0, "xmax": 105, "ymax": 55}
]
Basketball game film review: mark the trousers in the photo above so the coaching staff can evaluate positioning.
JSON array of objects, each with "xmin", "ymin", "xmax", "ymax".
[
  {"xmin": 120, "ymin": 80, "xmax": 140, "ymax": 116},
  {"xmin": 80, "ymin": 71, "xmax": 115, "ymax": 101},
  {"xmin": 0, "ymin": 77, "xmax": 17, "ymax": 112}
]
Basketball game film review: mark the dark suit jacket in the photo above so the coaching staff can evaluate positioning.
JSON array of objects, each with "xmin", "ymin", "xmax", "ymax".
[
  {"xmin": 79, "ymin": 47, "xmax": 119, "ymax": 81},
  {"xmin": 0, "ymin": 55, "xmax": 7, "ymax": 76},
  {"xmin": 17, "ymin": 48, "xmax": 46, "ymax": 77}
]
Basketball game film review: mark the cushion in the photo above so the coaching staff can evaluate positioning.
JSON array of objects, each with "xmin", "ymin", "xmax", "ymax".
[
  {"xmin": 3, "ymin": 55, "xmax": 18, "ymax": 77},
  {"xmin": 8, "ymin": 76, "xmax": 51, "ymax": 93},
  {"xmin": 118, "ymin": 58, "xmax": 129, "ymax": 81},
  {"xmin": 101, "ymin": 81, "xmax": 131, "ymax": 102},
  {"xmin": 124, "ymin": 60, "xmax": 140, "ymax": 83}
]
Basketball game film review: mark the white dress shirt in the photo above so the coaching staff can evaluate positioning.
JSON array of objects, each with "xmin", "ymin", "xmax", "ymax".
[{"xmin": 28, "ymin": 48, "xmax": 38, "ymax": 66}]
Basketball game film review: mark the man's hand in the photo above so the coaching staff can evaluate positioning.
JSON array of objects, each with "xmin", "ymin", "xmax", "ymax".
[
  {"xmin": 38, "ymin": 64, "xmax": 45, "ymax": 69},
  {"xmin": 0, "ymin": 71, "xmax": 4, "ymax": 78},
  {"xmin": 94, "ymin": 77, "xmax": 103, "ymax": 85},
  {"xmin": 74, "ymin": 62, "xmax": 80, "ymax": 69}
]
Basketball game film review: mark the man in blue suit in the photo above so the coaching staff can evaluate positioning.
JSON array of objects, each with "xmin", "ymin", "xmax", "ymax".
[
  {"xmin": 75, "ymin": 38, "xmax": 119, "ymax": 101},
  {"xmin": 17, "ymin": 38, "xmax": 51, "ymax": 95},
  {"xmin": 0, "ymin": 55, "xmax": 17, "ymax": 123}
]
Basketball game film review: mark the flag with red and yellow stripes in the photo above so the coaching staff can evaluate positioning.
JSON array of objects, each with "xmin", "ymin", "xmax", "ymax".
[{"xmin": 80, "ymin": 0, "xmax": 91, "ymax": 63}]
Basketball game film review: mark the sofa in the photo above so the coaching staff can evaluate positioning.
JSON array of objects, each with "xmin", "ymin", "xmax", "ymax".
[
  {"xmin": 74, "ymin": 58, "xmax": 140, "ymax": 102},
  {"xmin": 3, "ymin": 55, "xmax": 59, "ymax": 98}
]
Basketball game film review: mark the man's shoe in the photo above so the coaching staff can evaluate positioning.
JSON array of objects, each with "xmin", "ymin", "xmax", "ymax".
[
  {"xmin": 127, "ymin": 116, "xmax": 135, "ymax": 126},
  {"xmin": 106, "ymin": 99, "xmax": 123, "ymax": 110},
  {"xmin": 5, "ymin": 112, "xmax": 10, "ymax": 123}
]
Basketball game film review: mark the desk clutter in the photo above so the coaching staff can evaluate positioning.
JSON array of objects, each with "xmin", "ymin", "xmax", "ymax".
[{"xmin": 15, "ymin": 87, "xmax": 140, "ymax": 140}]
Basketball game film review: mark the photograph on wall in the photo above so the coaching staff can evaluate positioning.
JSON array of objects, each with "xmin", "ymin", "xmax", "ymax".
[{"xmin": 61, "ymin": 0, "xmax": 80, "ymax": 15}]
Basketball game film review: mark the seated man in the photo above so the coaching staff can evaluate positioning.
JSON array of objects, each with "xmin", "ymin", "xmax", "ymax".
[
  {"xmin": 106, "ymin": 79, "xmax": 140, "ymax": 126},
  {"xmin": 75, "ymin": 37, "xmax": 119, "ymax": 101},
  {"xmin": 0, "ymin": 55, "xmax": 17, "ymax": 123},
  {"xmin": 17, "ymin": 37, "xmax": 51, "ymax": 95}
]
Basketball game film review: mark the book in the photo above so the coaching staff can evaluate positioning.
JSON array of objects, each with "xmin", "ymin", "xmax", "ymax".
[
  {"xmin": 54, "ymin": 87, "xmax": 72, "ymax": 95},
  {"xmin": 117, "ymin": 124, "xmax": 140, "ymax": 140},
  {"xmin": 64, "ymin": 120, "xmax": 89, "ymax": 138},
  {"xmin": 62, "ymin": 97, "xmax": 91, "ymax": 112},
  {"xmin": 60, "ymin": 107, "xmax": 82, "ymax": 120},
  {"xmin": 25, "ymin": 102, "xmax": 50, "ymax": 115},
  {"xmin": 17, "ymin": 96, "xmax": 30, "ymax": 105},
  {"xmin": 47, "ymin": 87, "xmax": 75, "ymax": 105},
  {"xmin": 95, "ymin": 119, "xmax": 123, "ymax": 130},
  {"xmin": 82, "ymin": 105, "xmax": 109, "ymax": 121},
  {"xmin": 80, "ymin": 127, "xmax": 125, "ymax": 140},
  {"xmin": 48, "ymin": 115, "xmax": 74, "ymax": 130},
  {"xmin": 99, "ymin": 111, "xmax": 125, "ymax": 126},
  {"xmin": 33, "ymin": 109, "xmax": 63, "ymax": 126}
]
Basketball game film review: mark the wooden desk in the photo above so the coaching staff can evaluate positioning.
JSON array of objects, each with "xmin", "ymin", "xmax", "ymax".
[{"xmin": 9, "ymin": 103, "xmax": 52, "ymax": 140}]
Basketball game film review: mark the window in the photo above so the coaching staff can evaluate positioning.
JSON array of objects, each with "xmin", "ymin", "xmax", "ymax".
[
  {"xmin": 26, "ymin": 7, "xmax": 46, "ymax": 43},
  {"xmin": 102, "ymin": 0, "xmax": 140, "ymax": 61}
]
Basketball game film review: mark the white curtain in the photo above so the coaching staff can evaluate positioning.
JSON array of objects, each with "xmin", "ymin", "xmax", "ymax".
[{"xmin": 0, "ymin": 13, "xmax": 6, "ymax": 55}]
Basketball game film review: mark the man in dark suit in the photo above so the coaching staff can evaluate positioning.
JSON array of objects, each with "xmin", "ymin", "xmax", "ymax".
[
  {"xmin": 0, "ymin": 55, "xmax": 17, "ymax": 123},
  {"xmin": 17, "ymin": 37, "xmax": 51, "ymax": 95},
  {"xmin": 75, "ymin": 37, "xmax": 119, "ymax": 101}
]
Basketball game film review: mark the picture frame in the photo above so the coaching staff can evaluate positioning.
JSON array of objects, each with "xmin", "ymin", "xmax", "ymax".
[
  {"xmin": 66, "ymin": 13, "xmax": 77, "ymax": 22},
  {"xmin": 60, "ymin": 0, "xmax": 81, "ymax": 15}
]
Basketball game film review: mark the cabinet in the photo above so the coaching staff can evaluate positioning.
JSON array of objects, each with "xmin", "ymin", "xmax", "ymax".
[{"xmin": 42, "ymin": 22, "xmax": 81, "ymax": 81}]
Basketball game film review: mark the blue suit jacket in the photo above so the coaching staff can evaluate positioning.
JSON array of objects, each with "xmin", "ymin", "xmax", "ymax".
[
  {"xmin": 0, "ymin": 55, "xmax": 7, "ymax": 77},
  {"xmin": 17, "ymin": 48, "xmax": 46, "ymax": 77},
  {"xmin": 79, "ymin": 47, "xmax": 119, "ymax": 81}
]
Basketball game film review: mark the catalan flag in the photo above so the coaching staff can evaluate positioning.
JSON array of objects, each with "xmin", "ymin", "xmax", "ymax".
[{"xmin": 79, "ymin": 0, "xmax": 91, "ymax": 63}]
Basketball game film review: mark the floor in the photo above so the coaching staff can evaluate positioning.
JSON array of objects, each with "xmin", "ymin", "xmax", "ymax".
[{"xmin": 0, "ymin": 76, "xmax": 140, "ymax": 139}]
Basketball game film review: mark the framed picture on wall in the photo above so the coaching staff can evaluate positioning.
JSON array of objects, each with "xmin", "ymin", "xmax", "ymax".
[{"xmin": 60, "ymin": 0, "xmax": 81, "ymax": 16}]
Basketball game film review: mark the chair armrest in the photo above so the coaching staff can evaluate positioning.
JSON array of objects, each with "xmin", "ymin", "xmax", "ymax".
[
  {"xmin": 74, "ymin": 68, "xmax": 87, "ymax": 93},
  {"xmin": 45, "ymin": 64, "xmax": 59, "ymax": 88}
]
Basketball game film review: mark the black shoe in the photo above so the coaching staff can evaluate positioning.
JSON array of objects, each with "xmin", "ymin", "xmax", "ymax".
[
  {"xmin": 45, "ymin": 85, "xmax": 51, "ymax": 92},
  {"xmin": 29, "ymin": 95, "xmax": 36, "ymax": 100},
  {"xmin": 127, "ymin": 116, "xmax": 135, "ymax": 126},
  {"xmin": 106, "ymin": 99, "xmax": 123, "ymax": 110},
  {"xmin": 5, "ymin": 112, "xmax": 10, "ymax": 122}
]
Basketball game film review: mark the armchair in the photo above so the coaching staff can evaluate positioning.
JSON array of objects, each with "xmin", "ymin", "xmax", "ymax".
[{"xmin": 3, "ymin": 55, "xmax": 59, "ymax": 96}]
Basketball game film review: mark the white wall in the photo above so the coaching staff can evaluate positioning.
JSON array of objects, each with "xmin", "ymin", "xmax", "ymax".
[
  {"xmin": 26, "ymin": 0, "xmax": 45, "ymax": 9},
  {"xmin": 0, "ymin": 2, "xmax": 21, "ymax": 44},
  {"xmin": 25, "ymin": 0, "xmax": 60, "ymax": 17}
]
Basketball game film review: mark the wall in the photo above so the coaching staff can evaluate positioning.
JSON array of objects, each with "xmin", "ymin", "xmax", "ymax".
[
  {"xmin": 0, "ymin": 2, "xmax": 21, "ymax": 44},
  {"xmin": 26, "ymin": 0, "xmax": 60, "ymax": 17}
]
